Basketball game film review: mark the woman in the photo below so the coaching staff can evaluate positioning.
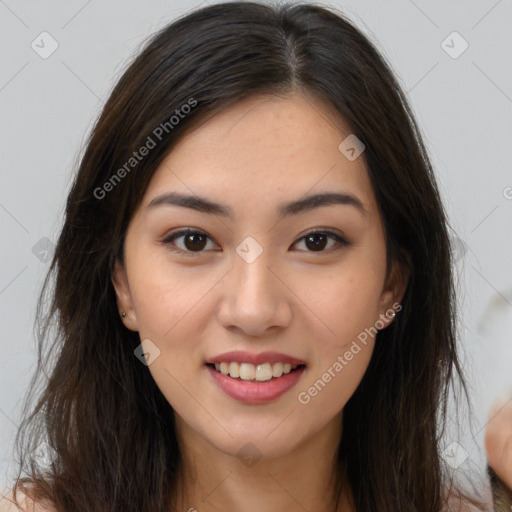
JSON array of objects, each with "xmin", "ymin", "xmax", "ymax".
[{"xmin": 1, "ymin": 1, "xmax": 510, "ymax": 510}]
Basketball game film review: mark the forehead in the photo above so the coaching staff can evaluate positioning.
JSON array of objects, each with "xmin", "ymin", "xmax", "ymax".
[{"xmin": 141, "ymin": 92, "xmax": 376, "ymax": 215}]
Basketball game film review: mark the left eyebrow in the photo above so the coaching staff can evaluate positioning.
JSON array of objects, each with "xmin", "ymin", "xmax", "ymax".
[
  {"xmin": 145, "ymin": 191, "xmax": 368, "ymax": 218},
  {"xmin": 278, "ymin": 191, "xmax": 368, "ymax": 218}
]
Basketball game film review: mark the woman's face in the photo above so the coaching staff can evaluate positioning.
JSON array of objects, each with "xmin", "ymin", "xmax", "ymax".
[{"xmin": 113, "ymin": 92, "xmax": 406, "ymax": 459}]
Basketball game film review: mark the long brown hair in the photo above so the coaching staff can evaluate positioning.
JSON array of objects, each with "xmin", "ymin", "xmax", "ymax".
[{"xmin": 9, "ymin": 1, "xmax": 490, "ymax": 510}]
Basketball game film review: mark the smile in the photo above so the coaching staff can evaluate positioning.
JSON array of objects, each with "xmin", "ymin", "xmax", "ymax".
[
  {"xmin": 210, "ymin": 361, "xmax": 302, "ymax": 381},
  {"xmin": 205, "ymin": 363, "xmax": 306, "ymax": 404}
]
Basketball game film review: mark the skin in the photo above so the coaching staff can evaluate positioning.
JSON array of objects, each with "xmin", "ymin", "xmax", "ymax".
[{"xmin": 111, "ymin": 91, "xmax": 409, "ymax": 512}]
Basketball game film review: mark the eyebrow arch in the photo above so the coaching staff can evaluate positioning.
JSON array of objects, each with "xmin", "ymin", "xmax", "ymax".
[{"xmin": 146, "ymin": 191, "xmax": 368, "ymax": 218}]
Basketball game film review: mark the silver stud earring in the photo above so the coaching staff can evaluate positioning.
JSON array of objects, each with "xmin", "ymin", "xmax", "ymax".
[{"xmin": 121, "ymin": 311, "xmax": 126, "ymax": 318}]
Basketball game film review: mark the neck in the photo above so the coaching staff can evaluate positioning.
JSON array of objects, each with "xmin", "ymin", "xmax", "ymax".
[{"xmin": 171, "ymin": 411, "xmax": 354, "ymax": 512}]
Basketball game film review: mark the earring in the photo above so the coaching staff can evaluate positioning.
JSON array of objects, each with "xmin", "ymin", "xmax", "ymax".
[
  {"xmin": 389, "ymin": 311, "xmax": 396, "ymax": 317},
  {"xmin": 121, "ymin": 311, "xmax": 126, "ymax": 318}
]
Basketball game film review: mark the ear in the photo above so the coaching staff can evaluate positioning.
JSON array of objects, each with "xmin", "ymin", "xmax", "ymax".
[
  {"xmin": 112, "ymin": 258, "xmax": 139, "ymax": 332},
  {"xmin": 376, "ymin": 257, "xmax": 410, "ymax": 329}
]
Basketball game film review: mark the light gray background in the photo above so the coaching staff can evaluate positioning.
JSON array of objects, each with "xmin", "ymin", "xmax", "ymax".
[{"xmin": 1, "ymin": 0, "xmax": 511, "ymax": 496}]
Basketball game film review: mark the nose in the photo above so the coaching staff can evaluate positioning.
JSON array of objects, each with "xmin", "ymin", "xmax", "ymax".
[{"xmin": 217, "ymin": 249, "xmax": 293, "ymax": 337}]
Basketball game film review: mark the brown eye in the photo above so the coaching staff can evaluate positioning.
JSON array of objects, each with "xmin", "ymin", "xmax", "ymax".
[
  {"xmin": 182, "ymin": 232, "xmax": 208, "ymax": 251},
  {"xmin": 293, "ymin": 230, "xmax": 349, "ymax": 253},
  {"xmin": 162, "ymin": 229, "xmax": 218, "ymax": 255},
  {"xmin": 304, "ymin": 233, "xmax": 329, "ymax": 251}
]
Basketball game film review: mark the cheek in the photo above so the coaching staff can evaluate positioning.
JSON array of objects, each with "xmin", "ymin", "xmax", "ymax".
[
  {"xmin": 128, "ymin": 262, "xmax": 208, "ymax": 412},
  {"xmin": 292, "ymin": 257, "xmax": 384, "ymax": 351},
  {"xmin": 296, "ymin": 331, "xmax": 375, "ymax": 421},
  {"xmin": 299, "ymin": 248, "xmax": 385, "ymax": 412},
  {"xmin": 128, "ymin": 251, "xmax": 213, "ymax": 342}
]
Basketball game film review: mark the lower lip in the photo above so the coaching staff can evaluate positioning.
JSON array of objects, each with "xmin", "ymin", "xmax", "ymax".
[{"xmin": 205, "ymin": 364, "xmax": 306, "ymax": 404}]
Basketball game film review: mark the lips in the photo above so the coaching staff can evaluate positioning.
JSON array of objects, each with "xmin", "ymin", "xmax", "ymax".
[
  {"xmin": 204, "ymin": 350, "xmax": 307, "ymax": 404},
  {"xmin": 205, "ymin": 350, "xmax": 306, "ymax": 366},
  {"xmin": 206, "ymin": 364, "xmax": 306, "ymax": 404}
]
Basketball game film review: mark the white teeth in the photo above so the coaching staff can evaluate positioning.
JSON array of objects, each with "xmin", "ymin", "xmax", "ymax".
[
  {"xmin": 211, "ymin": 361, "xmax": 302, "ymax": 381},
  {"xmin": 255, "ymin": 363, "xmax": 273, "ymax": 381},
  {"xmin": 272, "ymin": 362, "xmax": 283, "ymax": 377},
  {"xmin": 239, "ymin": 363, "xmax": 255, "ymax": 380},
  {"xmin": 228, "ymin": 362, "xmax": 239, "ymax": 378}
]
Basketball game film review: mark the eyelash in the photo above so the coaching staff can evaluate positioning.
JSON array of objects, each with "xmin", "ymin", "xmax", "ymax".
[{"xmin": 160, "ymin": 228, "xmax": 349, "ymax": 257}]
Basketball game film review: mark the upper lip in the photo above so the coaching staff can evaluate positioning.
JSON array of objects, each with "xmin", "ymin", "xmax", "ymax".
[{"xmin": 206, "ymin": 351, "xmax": 306, "ymax": 366}]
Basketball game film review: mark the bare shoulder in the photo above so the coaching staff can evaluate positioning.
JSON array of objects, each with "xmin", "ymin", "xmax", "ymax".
[
  {"xmin": 444, "ymin": 487, "xmax": 494, "ymax": 512},
  {"xmin": 0, "ymin": 489, "xmax": 56, "ymax": 512}
]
